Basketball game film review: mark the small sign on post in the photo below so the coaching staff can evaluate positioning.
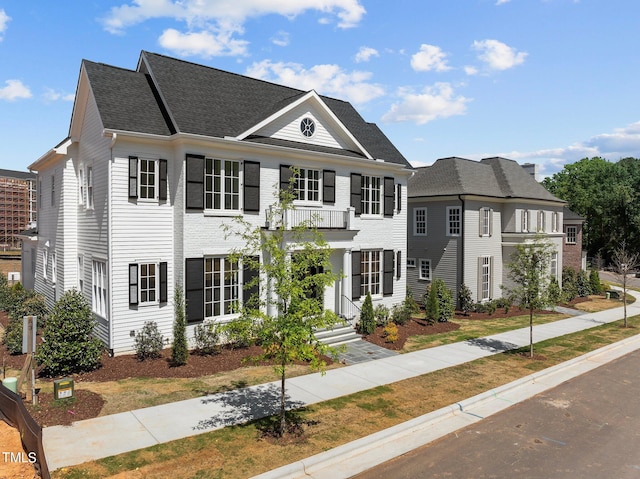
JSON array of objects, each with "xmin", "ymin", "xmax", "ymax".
[{"xmin": 53, "ymin": 378, "xmax": 75, "ymax": 400}]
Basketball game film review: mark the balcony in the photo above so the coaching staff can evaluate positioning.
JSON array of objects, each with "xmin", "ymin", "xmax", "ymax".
[{"xmin": 266, "ymin": 206, "xmax": 356, "ymax": 230}]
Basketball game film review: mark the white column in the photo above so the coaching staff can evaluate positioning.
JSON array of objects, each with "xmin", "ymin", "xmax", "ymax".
[{"xmin": 342, "ymin": 248, "xmax": 351, "ymax": 319}]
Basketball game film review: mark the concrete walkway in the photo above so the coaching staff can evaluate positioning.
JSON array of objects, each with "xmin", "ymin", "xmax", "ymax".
[{"xmin": 43, "ymin": 293, "xmax": 640, "ymax": 472}]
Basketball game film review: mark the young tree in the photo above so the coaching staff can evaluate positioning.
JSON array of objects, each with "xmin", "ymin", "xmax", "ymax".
[
  {"xmin": 358, "ymin": 292, "xmax": 376, "ymax": 335},
  {"xmin": 171, "ymin": 285, "xmax": 188, "ymax": 366},
  {"xmin": 223, "ymin": 170, "xmax": 342, "ymax": 437},
  {"xmin": 458, "ymin": 283, "xmax": 473, "ymax": 316},
  {"xmin": 503, "ymin": 236, "xmax": 555, "ymax": 358},
  {"xmin": 611, "ymin": 241, "xmax": 640, "ymax": 327}
]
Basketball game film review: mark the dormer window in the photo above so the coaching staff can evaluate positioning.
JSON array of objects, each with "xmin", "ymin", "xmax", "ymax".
[{"xmin": 300, "ymin": 117, "xmax": 315, "ymax": 138}]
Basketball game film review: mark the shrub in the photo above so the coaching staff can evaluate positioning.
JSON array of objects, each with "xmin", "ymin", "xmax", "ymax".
[
  {"xmin": 390, "ymin": 303, "xmax": 409, "ymax": 326},
  {"xmin": 382, "ymin": 322, "xmax": 399, "ymax": 343},
  {"xmin": 484, "ymin": 299, "xmax": 497, "ymax": 316},
  {"xmin": 222, "ymin": 316, "xmax": 256, "ymax": 349},
  {"xmin": 0, "ymin": 274, "xmax": 11, "ymax": 311},
  {"xmin": 548, "ymin": 277, "xmax": 562, "ymax": 305},
  {"xmin": 358, "ymin": 292, "xmax": 376, "ymax": 335},
  {"xmin": 134, "ymin": 321, "xmax": 164, "ymax": 361},
  {"xmin": 3, "ymin": 316, "xmax": 23, "ymax": 354},
  {"xmin": 562, "ymin": 267, "xmax": 578, "ymax": 302},
  {"xmin": 404, "ymin": 288, "xmax": 420, "ymax": 315},
  {"xmin": 194, "ymin": 320, "xmax": 221, "ymax": 355},
  {"xmin": 436, "ymin": 281, "xmax": 454, "ymax": 322},
  {"xmin": 374, "ymin": 304, "xmax": 390, "ymax": 326},
  {"xmin": 458, "ymin": 283, "xmax": 473, "ymax": 316},
  {"xmin": 36, "ymin": 289, "xmax": 103, "ymax": 376},
  {"xmin": 171, "ymin": 285, "xmax": 188, "ymax": 366},
  {"xmin": 424, "ymin": 283, "xmax": 439, "ymax": 325},
  {"xmin": 589, "ymin": 269, "xmax": 603, "ymax": 295},
  {"xmin": 3, "ymin": 292, "xmax": 48, "ymax": 354},
  {"xmin": 576, "ymin": 270, "xmax": 590, "ymax": 297}
]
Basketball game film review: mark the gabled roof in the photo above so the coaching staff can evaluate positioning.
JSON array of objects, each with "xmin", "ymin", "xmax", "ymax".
[
  {"xmin": 78, "ymin": 51, "xmax": 409, "ymax": 166},
  {"xmin": 0, "ymin": 169, "xmax": 36, "ymax": 180},
  {"xmin": 409, "ymin": 156, "xmax": 564, "ymax": 203},
  {"xmin": 563, "ymin": 206, "xmax": 585, "ymax": 221}
]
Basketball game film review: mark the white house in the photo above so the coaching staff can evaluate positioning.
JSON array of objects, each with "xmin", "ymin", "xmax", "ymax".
[
  {"xmin": 407, "ymin": 157, "xmax": 566, "ymax": 304},
  {"xmin": 27, "ymin": 51, "xmax": 413, "ymax": 354}
]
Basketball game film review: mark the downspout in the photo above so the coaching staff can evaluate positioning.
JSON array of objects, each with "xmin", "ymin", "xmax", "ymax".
[
  {"xmin": 108, "ymin": 132, "xmax": 117, "ymax": 355},
  {"xmin": 458, "ymin": 194, "xmax": 465, "ymax": 305}
]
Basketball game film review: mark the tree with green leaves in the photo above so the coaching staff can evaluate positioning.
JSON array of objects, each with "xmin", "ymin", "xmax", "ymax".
[
  {"xmin": 589, "ymin": 269, "xmax": 602, "ymax": 295},
  {"xmin": 36, "ymin": 289, "xmax": 103, "ymax": 376},
  {"xmin": 171, "ymin": 285, "xmax": 188, "ymax": 366},
  {"xmin": 223, "ymin": 169, "xmax": 342, "ymax": 437},
  {"xmin": 503, "ymin": 236, "xmax": 555, "ymax": 358},
  {"xmin": 358, "ymin": 292, "xmax": 375, "ymax": 335}
]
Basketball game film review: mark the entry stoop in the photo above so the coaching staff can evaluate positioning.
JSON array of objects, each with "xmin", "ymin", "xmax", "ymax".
[{"xmin": 314, "ymin": 323, "xmax": 361, "ymax": 346}]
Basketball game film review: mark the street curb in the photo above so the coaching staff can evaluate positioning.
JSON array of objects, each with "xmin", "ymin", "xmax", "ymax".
[{"xmin": 251, "ymin": 333, "xmax": 640, "ymax": 479}]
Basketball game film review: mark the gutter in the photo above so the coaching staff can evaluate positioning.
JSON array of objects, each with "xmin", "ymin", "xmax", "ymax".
[{"xmin": 458, "ymin": 194, "xmax": 465, "ymax": 299}]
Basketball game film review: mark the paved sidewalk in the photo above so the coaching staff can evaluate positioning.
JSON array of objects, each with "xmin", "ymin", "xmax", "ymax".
[{"xmin": 43, "ymin": 294, "xmax": 640, "ymax": 472}]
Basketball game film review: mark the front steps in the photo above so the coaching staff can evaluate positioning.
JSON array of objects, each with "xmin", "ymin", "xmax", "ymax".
[{"xmin": 315, "ymin": 322, "xmax": 361, "ymax": 346}]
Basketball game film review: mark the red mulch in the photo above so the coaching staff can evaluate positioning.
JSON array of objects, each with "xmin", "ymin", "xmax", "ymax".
[{"xmin": 363, "ymin": 318, "xmax": 460, "ymax": 350}]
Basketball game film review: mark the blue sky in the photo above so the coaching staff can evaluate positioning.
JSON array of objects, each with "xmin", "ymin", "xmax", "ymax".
[{"xmin": 1, "ymin": 0, "xmax": 640, "ymax": 178}]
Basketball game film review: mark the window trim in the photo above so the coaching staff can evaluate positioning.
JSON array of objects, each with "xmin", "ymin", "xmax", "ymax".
[
  {"xmin": 407, "ymin": 257, "xmax": 416, "ymax": 268},
  {"xmin": 446, "ymin": 206, "xmax": 461, "ymax": 237},
  {"xmin": 293, "ymin": 167, "xmax": 321, "ymax": 204},
  {"xmin": 552, "ymin": 211, "xmax": 559, "ymax": 233},
  {"xmin": 566, "ymin": 225, "xmax": 577, "ymax": 244},
  {"xmin": 361, "ymin": 175, "xmax": 382, "ymax": 217},
  {"xmin": 480, "ymin": 256, "xmax": 492, "ymax": 301},
  {"xmin": 92, "ymin": 260, "xmax": 108, "ymax": 319},
  {"xmin": 551, "ymin": 252, "xmax": 558, "ymax": 280},
  {"xmin": 78, "ymin": 255, "xmax": 84, "ymax": 292},
  {"xmin": 360, "ymin": 250, "xmax": 382, "ymax": 297},
  {"xmin": 87, "ymin": 166, "xmax": 94, "ymax": 210},
  {"xmin": 480, "ymin": 207, "xmax": 492, "ymax": 237},
  {"xmin": 204, "ymin": 256, "xmax": 240, "ymax": 320},
  {"xmin": 538, "ymin": 210, "xmax": 546, "ymax": 232},
  {"xmin": 413, "ymin": 207, "xmax": 427, "ymax": 236},
  {"xmin": 78, "ymin": 167, "xmax": 85, "ymax": 207},
  {"xmin": 205, "ymin": 157, "xmax": 242, "ymax": 212},
  {"xmin": 42, "ymin": 249, "xmax": 48, "ymax": 281},
  {"xmin": 418, "ymin": 258, "xmax": 431, "ymax": 281},
  {"xmin": 521, "ymin": 209, "xmax": 530, "ymax": 233}
]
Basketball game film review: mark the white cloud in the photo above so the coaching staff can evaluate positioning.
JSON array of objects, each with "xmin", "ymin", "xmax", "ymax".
[
  {"xmin": 495, "ymin": 0, "xmax": 511, "ymax": 5},
  {"xmin": 271, "ymin": 31, "xmax": 290, "ymax": 47},
  {"xmin": 410, "ymin": 44, "xmax": 451, "ymax": 72},
  {"xmin": 355, "ymin": 46, "xmax": 379, "ymax": 63},
  {"xmin": 43, "ymin": 88, "xmax": 75, "ymax": 102},
  {"xmin": 464, "ymin": 65, "xmax": 478, "ymax": 76},
  {"xmin": 245, "ymin": 60, "xmax": 384, "ymax": 105},
  {"xmin": 382, "ymin": 82, "xmax": 470, "ymax": 125},
  {"xmin": 102, "ymin": 1, "xmax": 365, "ymax": 57},
  {"xmin": 159, "ymin": 28, "xmax": 249, "ymax": 57},
  {"xmin": 472, "ymin": 39, "xmax": 527, "ymax": 71},
  {"xmin": 0, "ymin": 80, "xmax": 32, "ymax": 101},
  {"xmin": 0, "ymin": 9, "xmax": 10, "ymax": 41}
]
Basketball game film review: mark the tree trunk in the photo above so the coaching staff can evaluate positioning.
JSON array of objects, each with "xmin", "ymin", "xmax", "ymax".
[
  {"xmin": 529, "ymin": 307, "xmax": 534, "ymax": 359},
  {"xmin": 623, "ymin": 275, "xmax": 628, "ymax": 328},
  {"xmin": 279, "ymin": 366, "xmax": 286, "ymax": 437}
]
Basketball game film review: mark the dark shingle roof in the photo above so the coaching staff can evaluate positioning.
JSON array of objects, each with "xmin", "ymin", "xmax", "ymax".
[
  {"xmin": 0, "ymin": 169, "xmax": 36, "ymax": 180},
  {"xmin": 83, "ymin": 61, "xmax": 174, "ymax": 136},
  {"xmin": 563, "ymin": 206, "xmax": 585, "ymax": 221},
  {"xmin": 409, "ymin": 156, "xmax": 564, "ymax": 203},
  {"xmin": 82, "ymin": 51, "xmax": 409, "ymax": 166}
]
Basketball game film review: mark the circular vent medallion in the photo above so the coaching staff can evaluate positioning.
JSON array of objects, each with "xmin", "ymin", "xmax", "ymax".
[{"xmin": 300, "ymin": 117, "xmax": 315, "ymax": 138}]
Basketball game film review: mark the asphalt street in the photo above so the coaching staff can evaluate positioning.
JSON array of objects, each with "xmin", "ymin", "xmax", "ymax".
[{"xmin": 353, "ymin": 348, "xmax": 640, "ymax": 479}]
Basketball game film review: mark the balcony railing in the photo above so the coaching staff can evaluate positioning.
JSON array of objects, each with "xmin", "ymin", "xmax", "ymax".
[{"xmin": 266, "ymin": 206, "xmax": 355, "ymax": 230}]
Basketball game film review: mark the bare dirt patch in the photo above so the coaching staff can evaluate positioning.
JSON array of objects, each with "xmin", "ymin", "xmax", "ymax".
[{"xmin": 0, "ymin": 420, "xmax": 38, "ymax": 479}]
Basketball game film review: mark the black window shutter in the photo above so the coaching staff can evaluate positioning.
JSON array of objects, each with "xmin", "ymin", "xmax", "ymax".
[
  {"xmin": 159, "ymin": 262, "xmax": 168, "ymax": 303},
  {"xmin": 396, "ymin": 250, "xmax": 402, "ymax": 279},
  {"xmin": 323, "ymin": 170, "xmax": 335, "ymax": 204},
  {"xmin": 243, "ymin": 256, "xmax": 260, "ymax": 306},
  {"xmin": 384, "ymin": 177, "xmax": 395, "ymax": 217},
  {"xmin": 159, "ymin": 159, "xmax": 168, "ymax": 201},
  {"xmin": 129, "ymin": 263, "xmax": 138, "ymax": 305},
  {"xmin": 350, "ymin": 173, "xmax": 362, "ymax": 216},
  {"xmin": 396, "ymin": 184, "xmax": 402, "ymax": 212},
  {"xmin": 243, "ymin": 161, "xmax": 260, "ymax": 212},
  {"xmin": 186, "ymin": 154, "xmax": 204, "ymax": 210},
  {"xmin": 280, "ymin": 164, "xmax": 293, "ymax": 193},
  {"xmin": 383, "ymin": 250, "xmax": 394, "ymax": 296},
  {"xmin": 351, "ymin": 250, "xmax": 361, "ymax": 300},
  {"xmin": 185, "ymin": 258, "xmax": 204, "ymax": 323},
  {"xmin": 128, "ymin": 156, "xmax": 138, "ymax": 198}
]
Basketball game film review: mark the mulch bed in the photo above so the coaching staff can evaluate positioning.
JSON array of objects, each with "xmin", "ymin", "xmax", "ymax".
[{"xmin": 363, "ymin": 318, "xmax": 460, "ymax": 350}]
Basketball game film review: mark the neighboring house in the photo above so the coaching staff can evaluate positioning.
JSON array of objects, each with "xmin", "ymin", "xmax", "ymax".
[
  {"xmin": 562, "ymin": 206, "xmax": 586, "ymax": 271},
  {"xmin": 407, "ymin": 157, "xmax": 566, "ymax": 304},
  {"xmin": 26, "ymin": 51, "xmax": 412, "ymax": 354},
  {"xmin": 0, "ymin": 169, "xmax": 37, "ymax": 249}
]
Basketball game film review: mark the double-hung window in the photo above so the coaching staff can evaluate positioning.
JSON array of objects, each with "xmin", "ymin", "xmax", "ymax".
[
  {"xmin": 205, "ymin": 257, "xmax": 239, "ymax": 318},
  {"xmin": 361, "ymin": 176, "xmax": 381, "ymax": 215},
  {"xmin": 93, "ymin": 260, "xmax": 108, "ymax": 318},
  {"xmin": 447, "ymin": 206, "xmax": 461, "ymax": 236},
  {"xmin": 139, "ymin": 159, "xmax": 157, "ymax": 199},
  {"xmin": 205, "ymin": 158, "xmax": 240, "ymax": 211},
  {"xmin": 294, "ymin": 168, "xmax": 320, "ymax": 202},
  {"xmin": 480, "ymin": 256, "xmax": 491, "ymax": 301},
  {"xmin": 419, "ymin": 259, "xmax": 431, "ymax": 281},
  {"xmin": 361, "ymin": 250, "xmax": 381, "ymax": 296},
  {"xmin": 551, "ymin": 252, "xmax": 558, "ymax": 279},
  {"xmin": 414, "ymin": 208, "xmax": 427, "ymax": 236},
  {"xmin": 480, "ymin": 207, "xmax": 491, "ymax": 237},
  {"xmin": 78, "ymin": 168, "xmax": 85, "ymax": 206},
  {"xmin": 538, "ymin": 211, "xmax": 546, "ymax": 232},
  {"xmin": 42, "ymin": 249, "xmax": 48, "ymax": 280},
  {"xmin": 129, "ymin": 262, "xmax": 167, "ymax": 306},
  {"xmin": 87, "ymin": 167, "xmax": 94, "ymax": 209},
  {"xmin": 566, "ymin": 226, "xmax": 577, "ymax": 244},
  {"xmin": 78, "ymin": 255, "xmax": 84, "ymax": 292}
]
